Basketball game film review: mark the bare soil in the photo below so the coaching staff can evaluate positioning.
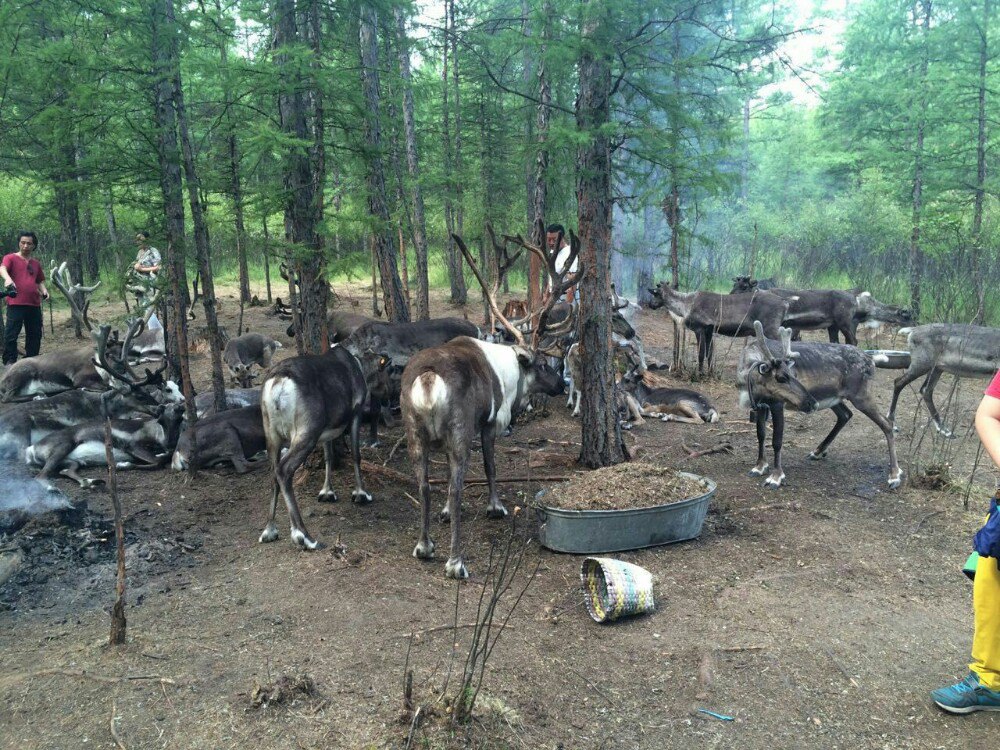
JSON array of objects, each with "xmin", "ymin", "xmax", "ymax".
[{"xmin": 1, "ymin": 280, "xmax": 998, "ymax": 749}]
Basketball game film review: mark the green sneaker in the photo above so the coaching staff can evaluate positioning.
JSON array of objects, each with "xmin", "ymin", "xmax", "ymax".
[{"xmin": 932, "ymin": 672, "xmax": 1000, "ymax": 714}]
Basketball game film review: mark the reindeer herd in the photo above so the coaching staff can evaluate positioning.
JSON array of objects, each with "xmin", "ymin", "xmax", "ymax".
[{"xmin": 2, "ymin": 243, "xmax": 998, "ymax": 580}]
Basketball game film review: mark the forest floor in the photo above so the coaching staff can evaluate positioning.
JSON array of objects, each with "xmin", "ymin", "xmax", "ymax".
[{"xmin": 1, "ymin": 280, "xmax": 997, "ymax": 749}]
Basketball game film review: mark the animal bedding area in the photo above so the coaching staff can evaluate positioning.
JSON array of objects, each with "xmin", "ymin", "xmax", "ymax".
[
  {"xmin": 2, "ymin": 284, "xmax": 1000, "ymax": 749},
  {"xmin": 540, "ymin": 463, "xmax": 706, "ymax": 510}
]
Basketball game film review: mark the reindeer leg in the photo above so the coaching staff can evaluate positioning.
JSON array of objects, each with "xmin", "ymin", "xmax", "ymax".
[
  {"xmin": 809, "ymin": 403, "xmax": 852, "ymax": 459},
  {"xmin": 349, "ymin": 411, "xmax": 373, "ymax": 504},
  {"xmin": 764, "ymin": 402, "xmax": 786, "ymax": 488},
  {"xmin": 259, "ymin": 441, "xmax": 282, "ymax": 543},
  {"xmin": 852, "ymin": 395, "xmax": 904, "ymax": 488},
  {"xmin": 750, "ymin": 403, "xmax": 770, "ymax": 476},
  {"xmin": 481, "ymin": 424, "xmax": 506, "ymax": 518},
  {"xmin": 410, "ymin": 437, "xmax": 435, "ymax": 560},
  {"xmin": 919, "ymin": 368, "xmax": 954, "ymax": 437},
  {"xmin": 572, "ymin": 387, "xmax": 581, "ymax": 417},
  {"xmin": 704, "ymin": 330, "xmax": 715, "ymax": 371},
  {"xmin": 61, "ymin": 461, "xmax": 103, "ymax": 489},
  {"xmin": 444, "ymin": 446, "xmax": 469, "ymax": 580},
  {"xmin": 365, "ymin": 397, "xmax": 381, "ymax": 447},
  {"xmin": 275, "ymin": 436, "xmax": 319, "ymax": 550},
  {"xmin": 318, "ymin": 440, "xmax": 339, "ymax": 502},
  {"xmin": 887, "ymin": 362, "xmax": 931, "ymax": 427}
]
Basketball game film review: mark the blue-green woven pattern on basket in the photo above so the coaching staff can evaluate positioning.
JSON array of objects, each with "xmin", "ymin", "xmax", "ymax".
[{"xmin": 581, "ymin": 557, "xmax": 655, "ymax": 623}]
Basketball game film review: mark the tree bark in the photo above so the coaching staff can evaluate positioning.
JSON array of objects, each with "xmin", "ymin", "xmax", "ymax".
[
  {"xmin": 908, "ymin": 0, "xmax": 931, "ymax": 322},
  {"xmin": 576, "ymin": 0, "xmax": 624, "ymax": 468},
  {"xmin": 275, "ymin": 0, "xmax": 328, "ymax": 353},
  {"xmin": 151, "ymin": 0, "xmax": 196, "ymax": 429},
  {"xmin": 529, "ymin": 0, "xmax": 552, "ymax": 311},
  {"xmin": 359, "ymin": 3, "xmax": 409, "ymax": 322},
  {"xmin": 441, "ymin": 3, "xmax": 466, "ymax": 305},
  {"xmin": 970, "ymin": 0, "xmax": 989, "ymax": 324},
  {"xmin": 174, "ymin": 43, "xmax": 226, "ymax": 413},
  {"xmin": 394, "ymin": 7, "xmax": 430, "ymax": 320}
]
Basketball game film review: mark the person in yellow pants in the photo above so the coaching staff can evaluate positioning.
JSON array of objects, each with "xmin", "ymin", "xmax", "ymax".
[{"xmin": 932, "ymin": 371, "xmax": 1000, "ymax": 713}]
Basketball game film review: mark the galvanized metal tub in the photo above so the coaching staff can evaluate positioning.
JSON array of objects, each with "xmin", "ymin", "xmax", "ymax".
[
  {"xmin": 865, "ymin": 350, "xmax": 912, "ymax": 369},
  {"xmin": 535, "ymin": 472, "xmax": 716, "ymax": 554}
]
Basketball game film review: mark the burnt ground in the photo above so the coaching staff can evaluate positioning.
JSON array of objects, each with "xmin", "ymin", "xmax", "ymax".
[{"xmin": 0, "ymin": 282, "xmax": 998, "ymax": 750}]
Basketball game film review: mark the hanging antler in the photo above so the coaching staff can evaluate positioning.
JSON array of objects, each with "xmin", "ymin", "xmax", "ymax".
[
  {"xmin": 49, "ymin": 260, "xmax": 101, "ymax": 333},
  {"xmin": 93, "ymin": 320, "xmax": 167, "ymax": 391}
]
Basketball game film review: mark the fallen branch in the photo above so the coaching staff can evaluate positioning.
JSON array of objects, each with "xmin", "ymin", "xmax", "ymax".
[
  {"xmin": 110, "ymin": 701, "xmax": 127, "ymax": 750},
  {"xmin": 360, "ymin": 460, "xmax": 571, "ymax": 486},
  {"xmin": 10, "ymin": 669, "xmax": 183, "ymax": 686},
  {"xmin": 682, "ymin": 442, "xmax": 733, "ymax": 459},
  {"xmin": 396, "ymin": 622, "xmax": 516, "ymax": 639}
]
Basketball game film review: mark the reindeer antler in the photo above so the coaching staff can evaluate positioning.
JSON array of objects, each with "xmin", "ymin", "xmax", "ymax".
[
  {"xmin": 93, "ymin": 321, "xmax": 166, "ymax": 391},
  {"xmin": 778, "ymin": 327, "xmax": 799, "ymax": 359},
  {"xmin": 50, "ymin": 260, "xmax": 101, "ymax": 332},
  {"xmin": 752, "ymin": 320, "xmax": 775, "ymax": 362},
  {"xmin": 454, "ymin": 233, "xmax": 527, "ymax": 346}
]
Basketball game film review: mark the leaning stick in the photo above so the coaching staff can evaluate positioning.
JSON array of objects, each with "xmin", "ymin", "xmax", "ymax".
[{"xmin": 105, "ymin": 416, "xmax": 127, "ymax": 646}]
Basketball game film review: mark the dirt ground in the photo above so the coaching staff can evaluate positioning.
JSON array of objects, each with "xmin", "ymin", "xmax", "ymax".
[{"xmin": 1, "ymin": 280, "xmax": 998, "ymax": 750}]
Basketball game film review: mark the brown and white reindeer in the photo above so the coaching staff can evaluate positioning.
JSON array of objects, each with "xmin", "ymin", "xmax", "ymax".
[
  {"xmin": 223, "ymin": 332, "xmax": 283, "ymax": 387},
  {"xmin": 738, "ymin": 321, "xmax": 903, "ymax": 489},
  {"xmin": 401, "ymin": 232, "xmax": 573, "ymax": 579},
  {"xmin": 258, "ymin": 345, "xmax": 373, "ymax": 550}
]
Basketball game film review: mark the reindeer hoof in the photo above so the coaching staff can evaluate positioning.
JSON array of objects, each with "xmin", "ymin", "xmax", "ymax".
[
  {"xmin": 351, "ymin": 489, "xmax": 373, "ymax": 505},
  {"xmin": 486, "ymin": 503, "xmax": 508, "ymax": 519},
  {"xmin": 445, "ymin": 557, "xmax": 469, "ymax": 580},
  {"xmin": 438, "ymin": 506, "xmax": 451, "ymax": 523},
  {"xmin": 749, "ymin": 465, "xmax": 768, "ymax": 477},
  {"xmin": 290, "ymin": 527, "xmax": 320, "ymax": 551},
  {"xmin": 888, "ymin": 472, "xmax": 903, "ymax": 489},
  {"xmin": 808, "ymin": 451, "xmax": 826, "ymax": 460},
  {"xmin": 763, "ymin": 474, "xmax": 785, "ymax": 489},
  {"xmin": 259, "ymin": 524, "xmax": 279, "ymax": 543},
  {"xmin": 317, "ymin": 489, "xmax": 339, "ymax": 503},
  {"xmin": 363, "ymin": 440, "xmax": 380, "ymax": 449},
  {"xmin": 413, "ymin": 539, "xmax": 435, "ymax": 560}
]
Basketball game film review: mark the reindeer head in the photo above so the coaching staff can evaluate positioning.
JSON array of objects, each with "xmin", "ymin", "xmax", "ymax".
[
  {"xmin": 855, "ymin": 292, "xmax": 915, "ymax": 328},
  {"xmin": 740, "ymin": 321, "xmax": 817, "ymax": 413},
  {"xmin": 731, "ymin": 276, "xmax": 757, "ymax": 294},
  {"xmin": 512, "ymin": 346, "xmax": 565, "ymax": 414}
]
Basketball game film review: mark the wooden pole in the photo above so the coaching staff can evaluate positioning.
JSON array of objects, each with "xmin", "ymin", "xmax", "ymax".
[{"xmin": 104, "ymin": 417, "xmax": 127, "ymax": 645}]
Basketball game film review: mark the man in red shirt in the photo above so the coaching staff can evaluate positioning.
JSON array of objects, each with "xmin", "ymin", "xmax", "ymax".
[{"xmin": 0, "ymin": 231, "xmax": 49, "ymax": 364}]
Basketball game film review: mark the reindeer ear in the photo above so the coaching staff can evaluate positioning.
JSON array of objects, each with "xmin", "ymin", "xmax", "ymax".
[{"xmin": 513, "ymin": 347, "xmax": 534, "ymax": 367}]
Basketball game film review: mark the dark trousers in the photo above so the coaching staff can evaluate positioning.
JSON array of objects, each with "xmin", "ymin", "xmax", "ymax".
[{"xmin": 3, "ymin": 305, "xmax": 42, "ymax": 364}]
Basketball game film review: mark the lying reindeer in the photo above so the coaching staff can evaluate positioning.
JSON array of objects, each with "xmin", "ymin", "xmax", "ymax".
[
  {"xmin": 172, "ymin": 405, "xmax": 266, "ymax": 473},
  {"xmin": 621, "ymin": 368, "xmax": 719, "ymax": 423},
  {"xmin": 223, "ymin": 333, "xmax": 282, "ymax": 387},
  {"xmin": 27, "ymin": 404, "xmax": 185, "ymax": 488},
  {"xmin": 738, "ymin": 321, "xmax": 902, "ymax": 489},
  {"xmin": 0, "ymin": 346, "xmax": 107, "ymax": 402},
  {"xmin": 194, "ymin": 387, "xmax": 261, "ymax": 418}
]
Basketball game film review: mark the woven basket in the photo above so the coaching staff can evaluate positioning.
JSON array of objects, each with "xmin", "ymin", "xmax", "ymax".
[{"xmin": 581, "ymin": 557, "xmax": 655, "ymax": 623}]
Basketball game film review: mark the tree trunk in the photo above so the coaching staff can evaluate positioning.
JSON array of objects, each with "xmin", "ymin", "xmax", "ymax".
[
  {"xmin": 909, "ymin": 0, "xmax": 931, "ymax": 322},
  {"xmin": 970, "ymin": 0, "xmax": 989, "ymax": 324},
  {"xmin": 441, "ymin": 4, "xmax": 466, "ymax": 305},
  {"xmin": 449, "ymin": 0, "xmax": 464, "ymax": 261},
  {"xmin": 394, "ymin": 7, "xmax": 430, "ymax": 320},
  {"xmin": 359, "ymin": 3, "xmax": 409, "ymax": 322},
  {"xmin": 262, "ymin": 212, "xmax": 272, "ymax": 303},
  {"xmin": 576, "ymin": 0, "xmax": 624, "ymax": 468},
  {"xmin": 275, "ymin": 0, "xmax": 328, "ymax": 353},
  {"xmin": 529, "ymin": 0, "xmax": 552, "ymax": 311},
  {"xmin": 174, "ymin": 49, "xmax": 226, "ymax": 413},
  {"xmin": 636, "ymin": 204, "xmax": 655, "ymax": 305},
  {"xmin": 151, "ymin": 0, "xmax": 196, "ymax": 428},
  {"xmin": 522, "ymin": 0, "xmax": 534, "ymax": 236}
]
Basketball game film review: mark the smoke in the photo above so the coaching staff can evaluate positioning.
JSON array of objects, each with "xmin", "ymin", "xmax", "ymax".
[{"xmin": 0, "ymin": 457, "xmax": 71, "ymax": 515}]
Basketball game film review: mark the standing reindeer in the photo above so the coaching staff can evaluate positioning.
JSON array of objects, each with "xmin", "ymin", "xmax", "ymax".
[
  {"xmin": 646, "ymin": 282, "xmax": 788, "ymax": 372},
  {"xmin": 223, "ymin": 333, "xmax": 282, "ymax": 387},
  {"xmin": 886, "ymin": 324, "xmax": 1000, "ymax": 437},
  {"xmin": 738, "ymin": 321, "xmax": 903, "ymax": 489},
  {"xmin": 401, "ymin": 231, "xmax": 574, "ymax": 579}
]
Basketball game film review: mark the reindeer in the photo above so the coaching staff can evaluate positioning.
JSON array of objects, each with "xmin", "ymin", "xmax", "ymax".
[
  {"xmin": 27, "ymin": 404, "xmax": 185, "ymax": 489},
  {"xmin": 194, "ymin": 387, "xmax": 261, "ymax": 418},
  {"xmin": 402, "ymin": 231, "xmax": 574, "ymax": 579},
  {"xmin": 738, "ymin": 321, "xmax": 903, "ymax": 489},
  {"xmin": 172, "ymin": 405, "xmax": 266, "ymax": 473},
  {"xmin": 223, "ymin": 333, "xmax": 282, "ymax": 387},
  {"xmin": 621, "ymin": 368, "xmax": 719, "ymax": 423},
  {"xmin": 258, "ymin": 345, "xmax": 372, "ymax": 550},
  {"xmin": 565, "ymin": 338, "xmax": 647, "ymax": 418},
  {"xmin": 646, "ymin": 282, "xmax": 788, "ymax": 372},
  {"xmin": 0, "ymin": 346, "xmax": 108, "ymax": 401},
  {"xmin": 885, "ymin": 323, "xmax": 1000, "ymax": 437}
]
